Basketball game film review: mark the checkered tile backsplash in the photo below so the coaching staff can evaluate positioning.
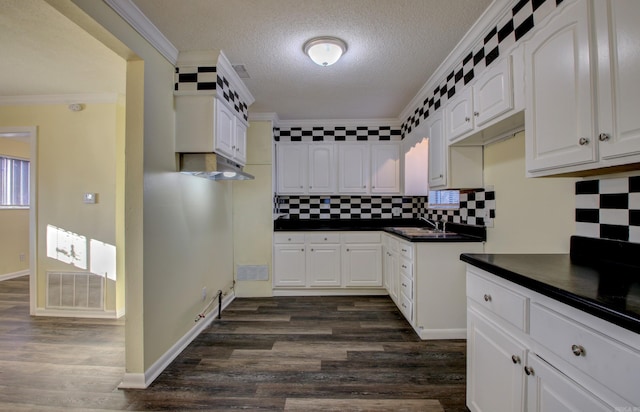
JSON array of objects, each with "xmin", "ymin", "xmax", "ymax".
[
  {"xmin": 575, "ymin": 176, "xmax": 640, "ymax": 243},
  {"xmin": 275, "ymin": 189, "xmax": 495, "ymax": 226},
  {"xmin": 274, "ymin": 126, "xmax": 402, "ymax": 142},
  {"xmin": 401, "ymin": 0, "xmax": 563, "ymax": 137},
  {"xmin": 174, "ymin": 66, "xmax": 249, "ymax": 121}
]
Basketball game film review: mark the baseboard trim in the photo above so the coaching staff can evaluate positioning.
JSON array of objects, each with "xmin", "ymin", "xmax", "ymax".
[
  {"xmin": 418, "ymin": 328, "xmax": 466, "ymax": 340},
  {"xmin": 35, "ymin": 308, "xmax": 120, "ymax": 319},
  {"xmin": 0, "ymin": 270, "xmax": 29, "ymax": 281},
  {"xmin": 272, "ymin": 288, "xmax": 388, "ymax": 297},
  {"xmin": 118, "ymin": 291, "xmax": 236, "ymax": 389}
]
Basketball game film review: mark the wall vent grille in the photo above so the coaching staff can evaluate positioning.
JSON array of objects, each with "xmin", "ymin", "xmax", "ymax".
[{"xmin": 46, "ymin": 272, "xmax": 104, "ymax": 310}]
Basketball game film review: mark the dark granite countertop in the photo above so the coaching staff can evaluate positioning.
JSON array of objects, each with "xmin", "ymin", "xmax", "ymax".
[
  {"xmin": 274, "ymin": 218, "xmax": 486, "ymax": 243},
  {"xmin": 460, "ymin": 239, "xmax": 640, "ymax": 334}
]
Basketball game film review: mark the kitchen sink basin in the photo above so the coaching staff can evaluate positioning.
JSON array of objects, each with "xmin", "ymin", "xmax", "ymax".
[{"xmin": 387, "ymin": 227, "xmax": 454, "ymax": 237}]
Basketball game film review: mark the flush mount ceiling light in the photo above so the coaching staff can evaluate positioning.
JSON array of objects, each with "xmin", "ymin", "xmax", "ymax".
[{"xmin": 303, "ymin": 36, "xmax": 347, "ymax": 67}]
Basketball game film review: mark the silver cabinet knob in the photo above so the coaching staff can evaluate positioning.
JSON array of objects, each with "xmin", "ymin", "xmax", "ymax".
[
  {"xmin": 571, "ymin": 344, "xmax": 586, "ymax": 357},
  {"xmin": 402, "ymin": 264, "xmax": 407, "ymax": 269},
  {"xmin": 301, "ymin": 248, "xmax": 304, "ymax": 252},
  {"xmin": 524, "ymin": 366, "xmax": 535, "ymax": 376},
  {"xmin": 309, "ymin": 186, "xmax": 312, "ymax": 189},
  {"xmin": 324, "ymin": 237, "xmax": 327, "ymax": 241},
  {"xmin": 579, "ymin": 137, "xmax": 590, "ymax": 145},
  {"xmin": 511, "ymin": 355, "xmax": 521, "ymax": 364},
  {"xmin": 465, "ymin": 117, "xmax": 470, "ymax": 122},
  {"xmin": 363, "ymin": 185, "xmax": 366, "ymax": 188},
  {"xmin": 288, "ymin": 238, "xmax": 292, "ymax": 241},
  {"xmin": 474, "ymin": 111, "xmax": 479, "ymax": 117},
  {"xmin": 310, "ymin": 248, "xmax": 314, "ymax": 252},
  {"xmin": 439, "ymin": 174, "xmax": 443, "ymax": 178},
  {"xmin": 599, "ymin": 133, "xmax": 610, "ymax": 142},
  {"xmin": 483, "ymin": 294, "xmax": 492, "ymax": 302},
  {"xmin": 300, "ymin": 186, "xmax": 303, "ymax": 189},
  {"xmin": 346, "ymin": 248, "xmax": 350, "ymax": 252}
]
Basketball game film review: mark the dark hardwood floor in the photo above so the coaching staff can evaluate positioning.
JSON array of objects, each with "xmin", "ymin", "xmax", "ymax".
[{"xmin": 0, "ymin": 276, "xmax": 468, "ymax": 411}]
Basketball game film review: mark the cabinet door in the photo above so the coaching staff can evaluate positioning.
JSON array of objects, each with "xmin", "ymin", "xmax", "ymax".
[
  {"xmin": 446, "ymin": 87, "xmax": 474, "ymax": 141},
  {"xmin": 467, "ymin": 307, "xmax": 526, "ymax": 412},
  {"xmin": 383, "ymin": 247, "xmax": 399, "ymax": 303},
  {"xmin": 276, "ymin": 144, "xmax": 307, "ymax": 194},
  {"xmin": 473, "ymin": 57, "xmax": 513, "ymax": 128},
  {"xmin": 338, "ymin": 144, "xmax": 369, "ymax": 194},
  {"xmin": 342, "ymin": 244, "xmax": 382, "ymax": 287},
  {"xmin": 215, "ymin": 100, "xmax": 236, "ymax": 159},
  {"xmin": 427, "ymin": 112, "xmax": 447, "ymax": 188},
  {"xmin": 308, "ymin": 144, "xmax": 336, "ymax": 194},
  {"xmin": 273, "ymin": 244, "xmax": 306, "ymax": 287},
  {"xmin": 370, "ymin": 143, "xmax": 400, "ymax": 194},
  {"xmin": 234, "ymin": 119, "xmax": 247, "ymax": 165},
  {"xmin": 307, "ymin": 244, "xmax": 341, "ymax": 287},
  {"xmin": 526, "ymin": 355, "xmax": 611, "ymax": 412},
  {"xmin": 596, "ymin": 0, "xmax": 640, "ymax": 160},
  {"xmin": 525, "ymin": 0, "xmax": 597, "ymax": 173}
]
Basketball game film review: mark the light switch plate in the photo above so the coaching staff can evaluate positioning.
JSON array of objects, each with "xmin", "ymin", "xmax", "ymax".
[{"xmin": 83, "ymin": 193, "xmax": 97, "ymax": 204}]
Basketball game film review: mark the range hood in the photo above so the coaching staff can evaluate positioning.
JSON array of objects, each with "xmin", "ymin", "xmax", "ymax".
[{"xmin": 179, "ymin": 153, "xmax": 255, "ymax": 181}]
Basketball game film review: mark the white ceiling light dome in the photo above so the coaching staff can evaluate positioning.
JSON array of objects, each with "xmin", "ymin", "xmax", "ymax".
[{"xmin": 303, "ymin": 37, "xmax": 348, "ymax": 67}]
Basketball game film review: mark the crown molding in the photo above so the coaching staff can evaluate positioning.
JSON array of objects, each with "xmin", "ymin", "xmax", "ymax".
[
  {"xmin": 104, "ymin": 0, "xmax": 178, "ymax": 65},
  {"xmin": 0, "ymin": 93, "xmax": 120, "ymax": 106},
  {"xmin": 399, "ymin": 0, "xmax": 513, "ymax": 122},
  {"xmin": 249, "ymin": 112, "xmax": 279, "ymax": 123},
  {"xmin": 275, "ymin": 118, "xmax": 403, "ymax": 129}
]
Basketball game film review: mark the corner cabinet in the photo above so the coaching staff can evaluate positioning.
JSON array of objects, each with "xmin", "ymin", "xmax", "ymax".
[
  {"xmin": 525, "ymin": 0, "xmax": 640, "ymax": 176},
  {"xmin": 175, "ymin": 95, "xmax": 249, "ymax": 166},
  {"xmin": 466, "ymin": 266, "xmax": 640, "ymax": 412}
]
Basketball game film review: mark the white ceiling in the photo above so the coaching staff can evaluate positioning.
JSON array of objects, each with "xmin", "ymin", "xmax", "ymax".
[{"xmin": 0, "ymin": 0, "xmax": 493, "ymax": 121}]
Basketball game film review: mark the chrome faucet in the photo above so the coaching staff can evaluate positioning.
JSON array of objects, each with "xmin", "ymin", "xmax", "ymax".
[{"xmin": 419, "ymin": 216, "xmax": 440, "ymax": 231}]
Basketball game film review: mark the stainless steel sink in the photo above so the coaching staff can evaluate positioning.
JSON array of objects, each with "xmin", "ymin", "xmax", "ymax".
[{"xmin": 387, "ymin": 227, "xmax": 453, "ymax": 237}]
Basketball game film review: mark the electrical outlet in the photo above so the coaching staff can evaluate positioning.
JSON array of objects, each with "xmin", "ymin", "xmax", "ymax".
[
  {"xmin": 201, "ymin": 287, "xmax": 207, "ymax": 301},
  {"xmin": 19, "ymin": 253, "xmax": 25, "ymax": 262},
  {"xmin": 392, "ymin": 207, "xmax": 401, "ymax": 217}
]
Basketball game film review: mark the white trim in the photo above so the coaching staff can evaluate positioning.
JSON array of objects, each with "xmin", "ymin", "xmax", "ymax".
[
  {"xmin": 103, "ymin": 0, "xmax": 178, "ymax": 64},
  {"xmin": 116, "ymin": 307, "xmax": 126, "ymax": 319},
  {"xmin": 217, "ymin": 50, "xmax": 255, "ymax": 106},
  {"xmin": 418, "ymin": 328, "xmax": 466, "ymax": 340},
  {"xmin": 0, "ymin": 93, "xmax": 120, "ymax": 106},
  {"xmin": 272, "ymin": 288, "xmax": 388, "ymax": 297},
  {"xmin": 275, "ymin": 118, "xmax": 402, "ymax": 129},
  {"xmin": 399, "ymin": 0, "xmax": 513, "ymax": 122},
  {"xmin": 118, "ymin": 291, "xmax": 237, "ymax": 389},
  {"xmin": 249, "ymin": 112, "xmax": 279, "ymax": 123},
  {"xmin": 34, "ymin": 307, "xmax": 120, "ymax": 319},
  {"xmin": 0, "ymin": 270, "xmax": 29, "ymax": 281}
]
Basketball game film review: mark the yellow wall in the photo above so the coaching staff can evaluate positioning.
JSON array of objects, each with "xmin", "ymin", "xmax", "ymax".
[
  {"xmin": 0, "ymin": 138, "xmax": 30, "ymax": 277},
  {"xmin": 0, "ymin": 104, "xmax": 121, "ymax": 311},
  {"xmin": 233, "ymin": 121, "xmax": 274, "ymax": 297},
  {"xmin": 483, "ymin": 132, "xmax": 578, "ymax": 253},
  {"xmin": 67, "ymin": 0, "xmax": 237, "ymax": 375}
]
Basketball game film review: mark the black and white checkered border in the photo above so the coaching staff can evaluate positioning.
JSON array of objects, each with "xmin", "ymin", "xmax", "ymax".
[
  {"xmin": 575, "ymin": 176, "xmax": 640, "ymax": 243},
  {"xmin": 401, "ymin": 0, "xmax": 563, "ymax": 137},
  {"xmin": 174, "ymin": 66, "xmax": 249, "ymax": 121},
  {"xmin": 274, "ymin": 190, "xmax": 495, "ymax": 226},
  {"xmin": 273, "ymin": 126, "xmax": 402, "ymax": 142}
]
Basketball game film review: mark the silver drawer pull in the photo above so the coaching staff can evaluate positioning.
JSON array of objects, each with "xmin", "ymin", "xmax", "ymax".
[
  {"xmin": 524, "ymin": 366, "xmax": 535, "ymax": 376},
  {"xmin": 571, "ymin": 344, "xmax": 586, "ymax": 357},
  {"xmin": 511, "ymin": 355, "xmax": 521, "ymax": 364},
  {"xmin": 483, "ymin": 294, "xmax": 492, "ymax": 302}
]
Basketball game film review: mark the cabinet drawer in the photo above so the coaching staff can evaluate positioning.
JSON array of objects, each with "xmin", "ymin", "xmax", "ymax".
[
  {"xmin": 530, "ymin": 302, "xmax": 640, "ymax": 405},
  {"xmin": 274, "ymin": 233, "xmax": 305, "ymax": 244},
  {"xmin": 400, "ymin": 273, "xmax": 413, "ymax": 299},
  {"xmin": 399, "ymin": 258, "xmax": 413, "ymax": 278},
  {"xmin": 399, "ymin": 291, "xmax": 413, "ymax": 322},
  {"xmin": 467, "ymin": 271, "xmax": 527, "ymax": 331},
  {"xmin": 306, "ymin": 233, "xmax": 340, "ymax": 243},
  {"xmin": 398, "ymin": 242, "xmax": 413, "ymax": 259},
  {"xmin": 342, "ymin": 232, "xmax": 381, "ymax": 244}
]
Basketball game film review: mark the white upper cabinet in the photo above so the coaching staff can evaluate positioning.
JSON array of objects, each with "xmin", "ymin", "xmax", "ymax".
[
  {"xmin": 525, "ymin": 0, "xmax": 596, "ymax": 174},
  {"xmin": 308, "ymin": 144, "xmax": 336, "ymax": 194},
  {"xmin": 175, "ymin": 95, "xmax": 249, "ymax": 166},
  {"xmin": 427, "ymin": 111, "xmax": 447, "ymax": 188},
  {"xmin": 525, "ymin": 0, "xmax": 640, "ymax": 176},
  {"xmin": 338, "ymin": 144, "xmax": 370, "ymax": 194},
  {"xmin": 446, "ymin": 57, "xmax": 514, "ymax": 143},
  {"xmin": 276, "ymin": 144, "xmax": 307, "ymax": 194},
  {"xmin": 595, "ymin": 0, "xmax": 640, "ymax": 162},
  {"xmin": 370, "ymin": 143, "xmax": 401, "ymax": 194}
]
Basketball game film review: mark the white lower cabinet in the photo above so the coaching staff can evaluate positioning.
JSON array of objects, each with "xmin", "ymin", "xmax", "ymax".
[
  {"xmin": 382, "ymin": 235, "xmax": 399, "ymax": 303},
  {"xmin": 273, "ymin": 231, "xmax": 383, "ymax": 291},
  {"xmin": 467, "ymin": 307, "xmax": 526, "ymax": 412},
  {"xmin": 466, "ymin": 266, "xmax": 639, "ymax": 412}
]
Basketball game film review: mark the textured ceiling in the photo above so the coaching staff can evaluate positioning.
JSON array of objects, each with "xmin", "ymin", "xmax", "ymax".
[
  {"xmin": 132, "ymin": 0, "xmax": 492, "ymax": 120},
  {"xmin": 0, "ymin": 0, "xmax": 126, "ymax": 98},
  {"xmin": 0, "ymin": 0, "xmax": 492, "ymax": 121}
]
